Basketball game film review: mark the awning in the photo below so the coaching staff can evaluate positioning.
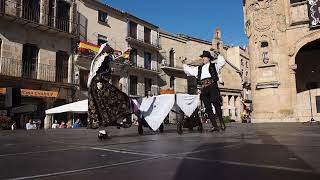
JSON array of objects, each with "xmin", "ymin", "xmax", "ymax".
[{"xmin": 45, "ymin": 100, "xmax": 88, "ymax": 115}]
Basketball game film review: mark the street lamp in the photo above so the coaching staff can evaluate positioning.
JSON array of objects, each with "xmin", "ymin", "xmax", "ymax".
[{"xmin": 304, "ymin": 70, "xmax": 320, "ymax": 124}]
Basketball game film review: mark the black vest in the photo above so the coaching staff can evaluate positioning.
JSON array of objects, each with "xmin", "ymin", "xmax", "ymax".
[{"xmin": 197, "ymin": 63, "xmax": 219, "ymax": 84}]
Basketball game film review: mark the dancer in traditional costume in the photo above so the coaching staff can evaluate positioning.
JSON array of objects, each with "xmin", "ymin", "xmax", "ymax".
[
  {"xmin": 87, "ymin": 43, "xmax": 132, "ymax": 136},
  {"xmin": 182, "ymin": 51, "xmax": 226, "ymax": 132}
]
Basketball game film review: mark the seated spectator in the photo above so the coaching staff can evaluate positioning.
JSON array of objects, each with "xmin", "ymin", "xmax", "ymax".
[
  {"xmin": 59, "ymin": 121, "xmax": 67, "ymax": 128},
  {"xmin": 72, "ymin": 119, "xmax": 81, "ymax": 128},
  {"xmin": 26, "ymin": 120, "xmax": 36, "ymax": 130},
  {"xmin": 67, "ymin": 120, "xmax": 72, "ymax": 128},
  {"xmin": 52, "ymin": 120, "xmax": 59, "ymax": 129}
]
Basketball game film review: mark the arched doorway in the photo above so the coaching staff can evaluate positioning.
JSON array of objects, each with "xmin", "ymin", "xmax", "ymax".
[{"xmin": 295, "ymin": 39, "xmax": 320, "ymax": 121}]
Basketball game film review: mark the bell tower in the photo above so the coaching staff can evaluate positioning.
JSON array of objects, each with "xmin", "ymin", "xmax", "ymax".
[{"xmin": 212, "ymin": 28, "xmax": 223, "ymax": 52}]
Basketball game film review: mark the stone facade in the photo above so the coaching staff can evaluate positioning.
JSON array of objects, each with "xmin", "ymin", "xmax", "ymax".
[
  {"xmin": 0, "ymin": 0, "xmax": 77, "ymax": 129},
  {"xmin": 75, "ymin": 0, "xmax": 160, "ymax": 100},
  {"xmin": 243, "ymin": 0, "xmax": 320, "ymax": 122}
]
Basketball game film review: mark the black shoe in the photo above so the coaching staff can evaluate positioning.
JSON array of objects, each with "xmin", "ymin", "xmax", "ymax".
[
  {"xmin": 221, "ymin": 125, "xmax": 226, "ymax": 131},
  {"xmin": 210, "ymin": 127, "xmax": 220, "ymax": 132}
]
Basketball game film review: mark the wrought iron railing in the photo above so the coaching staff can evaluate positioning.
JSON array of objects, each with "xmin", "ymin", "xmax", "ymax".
[
  {"xmin": 161, "ymin": 60, "xmax": 183, "ymax": 70},
  {"xmin": 0, "ymin": 0, "xmax": 5, "ymax": 14},
  {"xmin": 127, "ymin": 28, "xmax": 160, "ymax": 48},
  {"xmin": 0, "ymin": 57, "xmax": 69, "ymax": 83},
  {"xmin": 0, "ymin": 0, "xmax": 75, "ymax": 34},
  {"xmin": 22, "ymin": 4, "xmax": 40, "ymax": 23}
]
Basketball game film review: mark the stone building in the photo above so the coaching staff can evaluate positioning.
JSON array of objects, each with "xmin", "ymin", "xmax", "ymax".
[
  {"xmin": 75, "ymin": 0, "xmax": 160, "ymax": 102},
  {"xmin": 243, "ymin": 0, "xmax": 320, "ymax": 122},
  {"xmin": 226, "ymin": 46, "xmax": 252, "ymax": 116},
  {"xmin": 0, "ymin": 0, "xmax": 77, "ymax": 129},
  {"xmin": 159, "ymin": 30, "xmax": 247, "ymax": 122}
]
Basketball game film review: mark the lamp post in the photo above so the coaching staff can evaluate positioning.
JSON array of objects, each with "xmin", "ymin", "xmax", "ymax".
[{"xmin": 304, "ymin": 70, "xmax": 320, "ymax": 124}]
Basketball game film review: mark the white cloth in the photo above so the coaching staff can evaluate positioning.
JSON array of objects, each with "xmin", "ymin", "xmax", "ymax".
[
  {"xmin": 176, "ymin": 94, "xmax": 200, "ymax": 117},
  {"xmin": 52, "ymin": 124, "xmax": 59, "ymax": 129},
  {"xmin": 26, "ymin": 123, "xmax": 36, "ymax": 130},
  {"xmin": 139, "ymin": 95, "xmax": 175, "ymax": 131},
  {"xmin": 45, "ymin": 100, "xmax": 88, "ymax": 115},
  {"xmin": 183, "ymin": 55, "xmax": 226, "ymax": 80}
]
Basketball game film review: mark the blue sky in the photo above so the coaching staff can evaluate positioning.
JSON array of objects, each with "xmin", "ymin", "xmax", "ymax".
[{"xmin": 103, "ymin": 0, "xmax": 248, "ymax": 47}]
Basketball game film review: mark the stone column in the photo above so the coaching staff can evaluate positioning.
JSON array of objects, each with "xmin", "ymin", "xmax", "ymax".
[
  {"xmin": 289, "ymin": 63, "xmax": 298, "ymax": 120},
  {"xmin": 40, "ymin": 0, "xmax": 48, "ymax": 25},
  {"xmin": 70, "ymin": 1, "xmax": 77, "ymax": 34},
  {"xmin": 235, "ymin": 96, "xmax": 241, "ymax": 120},
  {"xmin": 43, "ymin": 98, "xmax": 55, "ymax": 129},
  {"xmin": 68, "ymin": 54, "xmax": 73, "ymax": 83},
  {"xmin": 230, "ymin": 96, "xmax": 235, "ymax": 117},
  {"xmin": 222, "ymin": 95, "xmax": 228, "ymax": 116}
]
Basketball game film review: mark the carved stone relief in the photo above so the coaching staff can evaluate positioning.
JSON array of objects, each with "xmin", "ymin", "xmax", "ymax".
[
  {"xmin": 277, "ymin": 14, "xmax": 287, "ymax": 32},
  {"xmin": 247, "ymin": 0, "xmax": 286, "ymax": 34},
  {"xmin": 253, "ymin": 7, "xmax": 273, "ymax": 32}
]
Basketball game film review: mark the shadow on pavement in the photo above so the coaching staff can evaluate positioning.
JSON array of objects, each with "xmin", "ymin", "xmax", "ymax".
[{"xmin": 173, "ymin": 131, "xmax": 320, "ymax": 180}]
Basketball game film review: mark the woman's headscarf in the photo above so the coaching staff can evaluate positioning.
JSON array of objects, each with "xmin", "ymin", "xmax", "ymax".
[{"xmin": 87, "ymin": 43, "xmax": 113, "ymax": 87}]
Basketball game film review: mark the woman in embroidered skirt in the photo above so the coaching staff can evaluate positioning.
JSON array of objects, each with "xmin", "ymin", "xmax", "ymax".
[{"xmin": 87, "ymin": 43, "xmax": 132, "ymax": 133}]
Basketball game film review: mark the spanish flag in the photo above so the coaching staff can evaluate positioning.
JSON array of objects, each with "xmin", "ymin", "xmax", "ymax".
[{"xmin": 78, "ymin": 41, "xmax": 100, "ymax": 53}]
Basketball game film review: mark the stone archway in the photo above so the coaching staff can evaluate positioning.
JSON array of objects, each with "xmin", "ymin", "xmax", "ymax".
[{"xmin": 295, "ymin": 39, "xmax": 320, "ymax": 122}]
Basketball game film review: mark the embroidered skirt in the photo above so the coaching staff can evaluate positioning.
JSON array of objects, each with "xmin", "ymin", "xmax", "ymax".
[{"xmin": 88, "ymin": 74, "xmax": 131, "ymax": 128}]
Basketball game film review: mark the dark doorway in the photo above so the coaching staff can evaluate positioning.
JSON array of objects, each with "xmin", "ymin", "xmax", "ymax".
[{"xmin": 295, "ymin": 39, "xmax": 320, "ymax": 93}]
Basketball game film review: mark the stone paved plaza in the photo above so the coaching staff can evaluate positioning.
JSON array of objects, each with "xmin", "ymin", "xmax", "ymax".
[{"xmin": 1, "ymin": 123, "xmax": 320, "ymax": 180}]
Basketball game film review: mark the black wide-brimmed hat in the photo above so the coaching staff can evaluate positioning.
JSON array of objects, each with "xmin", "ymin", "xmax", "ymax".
[{"xmin": 200, "ymin": 51, "xmax": 214, "ymax": 60}]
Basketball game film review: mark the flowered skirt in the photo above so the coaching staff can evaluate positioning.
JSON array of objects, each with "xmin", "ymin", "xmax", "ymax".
[{"xmin": 88, "ymin": 74, "xmax": 131, "ymax": 128}]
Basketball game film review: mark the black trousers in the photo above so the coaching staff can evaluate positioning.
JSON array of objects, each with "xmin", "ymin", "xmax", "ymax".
[{"xmin": 201, "ymin": 82, "xmax": 223, "ymax": 128}]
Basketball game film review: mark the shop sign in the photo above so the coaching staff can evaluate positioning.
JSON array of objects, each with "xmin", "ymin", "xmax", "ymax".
[
  {"xmin": 0, "ymin": 88, "xmax": 6, "ymax": 94},
  {"xmin": 21, "ymin": 89, "xmax": 58, "ymax": 98}
]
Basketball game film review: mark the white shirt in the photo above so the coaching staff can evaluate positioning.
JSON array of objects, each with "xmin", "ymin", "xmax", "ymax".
[
  {"xmin": 26, "ymin": 123, "xmax": 36, "ymax": 130},
  {"xmin": 183, "ymin": 55, "xmax": 226, "ymax": 80},
  {"xmin": 52, "ymin": 124, "xmax": 59, "ymax": 129}
]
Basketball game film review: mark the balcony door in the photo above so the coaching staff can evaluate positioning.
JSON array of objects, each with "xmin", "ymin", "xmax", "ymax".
[
  {"xmin": 145, "ymin": 78, "xmax": 152, "ymax": 97},
  {"xmin": 22, "ymin": 44, "xmax": 38, "ymax": 79},
  {"xmin": 56, "ymin": 0, "xmax": 70, "ymax": 32},
  {"xmin": 144, "ymin": 27, "xmax": 151, "ymax": 44},
  {"xmin": 129, "ymin": 48, "xmax": 137, "ymax": 66},
  {"xmin": 56, "ymin": 51, "xmax": 69, "ymax": 83},
  {"xmin": 22, "ymin": 0, "xmax": 40, "ymax": 23},
  {"xmin": 129, "ymin": 21, "xmax": 137, "ymax": 39},
  {"xmin": 169, "ymin": 49, "xmax": 175, "ymax": 67},
  {"xmin": 129, "ymin": 75, "xmax": 137, "ymax": 96},
  {"xmin": 144, "ymin": 52, "xmax": 151, "ymax": 70}
]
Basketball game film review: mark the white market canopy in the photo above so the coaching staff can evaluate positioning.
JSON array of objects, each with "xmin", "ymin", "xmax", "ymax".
[{"xmin": 45, "ymin": 100, "xmax": 88, "ymax": 115}]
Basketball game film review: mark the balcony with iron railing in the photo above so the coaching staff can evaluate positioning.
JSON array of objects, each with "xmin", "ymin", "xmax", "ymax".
[
  {"xmin": 0, "ymin": 0, "xmax": 76, "ymax": 36},
  {"xmin": 160, "ymin": 60, "xmax": 184, "ymax": 72},
  {"xmin": 0, "ymin": 57, "xmax": 70, "ymax": 84},
  {"xmin": 126, "ymin": 28, "xmax": 161, "ymax": 50}
]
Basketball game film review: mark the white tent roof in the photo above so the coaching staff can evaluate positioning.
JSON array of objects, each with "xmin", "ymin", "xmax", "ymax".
[{"xmin": 45, "ymin": 100, "xmax": 88, "ymax": 115}]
